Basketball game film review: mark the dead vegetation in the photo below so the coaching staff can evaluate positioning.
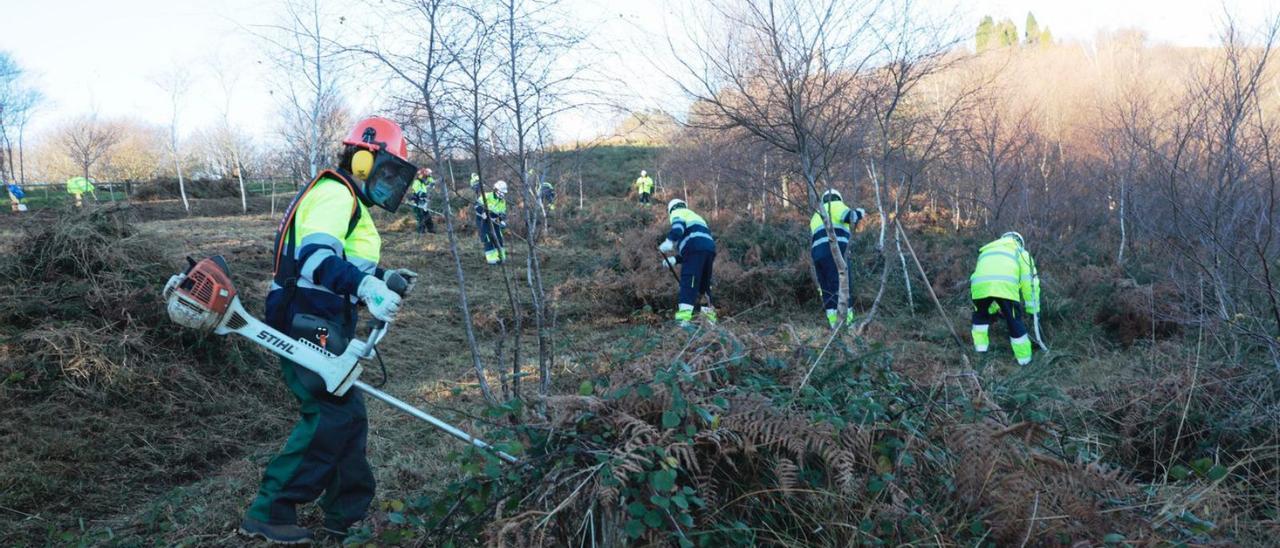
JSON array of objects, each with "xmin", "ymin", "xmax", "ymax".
[
  {"xmin": 399, "ymin": 324, "xmax": 1178, "ymax": 546},
  {"xmin": 0, "ymin": 207, "xmax": 286, "ymax": 544},
  {"xmin": 0, "ymin": 194, "xmax": 1274, "ymax": 546}
]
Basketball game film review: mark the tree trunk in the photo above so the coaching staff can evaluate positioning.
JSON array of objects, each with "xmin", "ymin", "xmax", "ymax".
[
  {"xmin": 1117, "ymin": 175, "xmax": 1127, "ymax": 265},
  {"xmin": 18, "ymin": 122, "xmax": 27, "ymax": 184},
  {"xmin": 235, "ymin": 156, "xmax": 248, "ymax": 214},
  {"xmin": 174, "ymin": 152, "xmax": 190, "ymax": 213}
]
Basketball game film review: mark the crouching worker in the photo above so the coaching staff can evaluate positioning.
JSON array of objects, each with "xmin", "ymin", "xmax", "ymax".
[
  {"xmin": 241, "ymin": 116, "xmax": 421, "ymax": 544},
  {"xmin": 810, "ymin": 189, "xmax": 865, "ymax": 329},
  {"xmin": 659, "ymin": 199, "xmax": 717, "ymax": 326},
  {"xmin": 969, "ymin": 231, "xmax": 1041, "ymax": 366},
  {"xmin": 7, "ymin": 181, "xmax": 28, "ymax": 212}
]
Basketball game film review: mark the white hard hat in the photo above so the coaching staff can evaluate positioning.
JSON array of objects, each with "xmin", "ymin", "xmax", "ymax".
[
  {"xmin": 640, "ymin": 170, "xmax": 647, "ymax": 176},
  {"xmin": 667, "ymin": 198, "xmax": 686, "ymax": 213},
  {"xmin": 494, "ymin": 181, "xmax": 509, "ymax": 195},
  {"xmin": 821, "ymin": 189, "xmax": 842, "ymax": 203},
  {"xmin": 1001, "ymin": 231, "xmax": 1024, "ymax": 248}
]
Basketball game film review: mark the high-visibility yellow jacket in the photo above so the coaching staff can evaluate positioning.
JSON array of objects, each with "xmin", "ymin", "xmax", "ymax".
[
  {"xmin": 410, "ymin": 176, "xmax": 434, "ymax": 194},
  {"xmin": 66, "ymin": 176, "xmax": 95, "ymax": 195},
  {"xmin": 635, "ymin": 176, "xmax": 654, "ymax": 194},
  {"xmin": 808, "ymin": 200, "xmax": 862, "ymax": 255},
  {"xmin": 970, "ymin": 236, "xmax": 1040, "ymax": 313},
  {"xmin": 266, "ymin": 170, "xmax": 381, "ymax": 330},
  {"xmin": 667, "ymin": 207, "xmax": 715, "ymax": 254},
  {"xmin": 475, "ymin": 192, "xmax": 507, "ymax": 223}
]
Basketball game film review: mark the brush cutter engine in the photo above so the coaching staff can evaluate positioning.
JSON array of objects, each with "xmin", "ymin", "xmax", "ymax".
[{"xmin": 163, "ymin": 256, "xmax": 373, "ymax": 396}]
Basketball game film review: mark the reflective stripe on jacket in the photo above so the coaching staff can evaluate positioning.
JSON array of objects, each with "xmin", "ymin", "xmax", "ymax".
[
  {"xmin": 970, "ymin": 236, "xmax": 1039, "ymax": 308},
  {"xmin": 667, "ymin": 207, "xmax": 715, "ymax": 254},
  {"xmin": 809, "ymin": 200, "xmax": 858, "ymax": 252},
  {"xmin": 266, "ymin": 170, "xmax": 381, "ymax": 330},
  {"xmin": 475, "ymin": 192, "xmax": 507, "ymax": 222}
]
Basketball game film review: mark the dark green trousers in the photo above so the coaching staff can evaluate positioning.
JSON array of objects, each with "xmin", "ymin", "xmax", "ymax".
[{"xmin": 246, "ymin": 359, "xmax": 375, "ymax": 529}]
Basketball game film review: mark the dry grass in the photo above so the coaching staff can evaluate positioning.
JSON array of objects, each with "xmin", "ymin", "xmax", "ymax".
[{"xmin": 2, "ymin": 196, "xmax": 1275, "ymax": 546}]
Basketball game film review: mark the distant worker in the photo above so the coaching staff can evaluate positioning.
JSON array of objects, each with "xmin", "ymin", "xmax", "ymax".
[
  {"xmin": 475, "ymin": 180, "xmax": 509, "ymax": 265},
  {"xmin": 634, "ymin": 170, "xmax": 654, "ymax": 204},
  {"xmin": 408, "ymin": 168, "xmax": 437, "ymax": 234},
  {"xmin": 810, "ymin": 190, "xmax": 865, "ymax": 329},
  {"xmin": 659, "ymin": 199, "xmax": 717, "ymax": 326},
  {"xmin": 242, "ymin": 116, "xmax": 420, "ymax": 545},
  {"xmin": 7, "ymin": 181, "xmax": 28, "ymax": 212},
  {"xmin": 540, "ymin": 180, "xmax": 556, "ymax": 212},
  {"xmin": 970, "ymin": 231, "xmax": 1041, "ymax": 366},
  {"xmin": 469, "ymin": 172, "xmax": 481, "ymax": 195},
  {"xmin": 66, "ymin": 175, "xmax": 95, "ymax": 208}
]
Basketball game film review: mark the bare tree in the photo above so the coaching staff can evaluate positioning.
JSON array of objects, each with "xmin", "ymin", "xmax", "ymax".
[
  {"xmin": 493, "ymin": 0, "xmax": 585, "ymax": 396},
  {"xmin": 155, "ymin": 67, "xmax": 192, "ymax": 213},
  {"xmin": 668, "ymin": 0, "xmax": 885, "ymax": 325},
  {"xmin": 257, "ymin": 0, "xmax": 347, "ymax": 181},
  {"xmin": 210, "ymin": 56, "xmax": 250, "ymax": 213},
  {"xmin": 0, "ymin": 52, "xmax": 40, "ymax": 184},
  {"xmin": 58, "ymin": 114, "xmax": 120, "ymax": 188},
  {"xmin": 352, "ymin": 0, "xmax": 500, "ymax": 404}
]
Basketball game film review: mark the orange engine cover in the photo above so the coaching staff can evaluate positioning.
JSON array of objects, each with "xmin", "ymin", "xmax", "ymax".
[{"xmin": 178, "ymin": 256, "xmax": 238, "ymax": 316}]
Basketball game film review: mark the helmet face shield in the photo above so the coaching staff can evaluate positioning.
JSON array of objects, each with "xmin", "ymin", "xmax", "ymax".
[{"xmin": 363, "ymin": 151, "xmax": 419, "ymax": 213}]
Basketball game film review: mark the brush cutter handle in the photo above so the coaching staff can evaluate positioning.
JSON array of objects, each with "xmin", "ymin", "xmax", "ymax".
[
  {"xmin": 384, "ymin": 271, "xmax": 409, "ymax": 295},
  {"xmin": 367, "ymin": 271, "xmax": 410, "ymax": 332}
]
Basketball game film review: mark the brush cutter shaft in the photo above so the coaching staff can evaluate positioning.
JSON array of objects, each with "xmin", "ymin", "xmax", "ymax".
[
  {"xmin": 1033, "ymin": 313, "xmax": 1049, "ymax": 351},
  {"xmin": 353, "ymin": 380, "xmax": 518, "ymax": 464}
]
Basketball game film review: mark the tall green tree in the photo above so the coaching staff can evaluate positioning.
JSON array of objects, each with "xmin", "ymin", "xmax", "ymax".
[
  {"xmin": 976, "ymin": 15, "xmax": 995, "ymax": 52},
  {"xmin": 1025, "ymin": 12, "xmax": 1040, "ymax": 45}
]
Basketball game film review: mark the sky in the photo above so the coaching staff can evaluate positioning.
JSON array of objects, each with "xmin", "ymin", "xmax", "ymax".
[{"xmin": 3, "ymin": 0, "xmax": 1279, "ymax": 146}]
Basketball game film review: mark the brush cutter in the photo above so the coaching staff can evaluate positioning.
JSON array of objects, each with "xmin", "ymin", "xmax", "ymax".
[
  {"xmin": 409, "ymin": 198, "xmax": 443, "ymax": 217},
  {"xmin": 162, "ymin": 255, "xmax": 518, "ymax": 464}
]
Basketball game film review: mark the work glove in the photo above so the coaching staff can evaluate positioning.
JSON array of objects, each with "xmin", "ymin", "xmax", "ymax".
[
  {"xmin": 358, "ymin": 275, "xmax": 402, "ymax": 322},
  {"xmin": 663, "ymin": 256, "xmax": 678, "ymax": 269},
  {"xmin": 658, "ymin": 239, "xmax": 676, "ymax": 254},
  {"xmin": 854, "ymin": 208, "xmax": 866, "ymax": 221},
  {"xmin": 382, "ymin": 268, "xmax": 419, "ymax": 295}
]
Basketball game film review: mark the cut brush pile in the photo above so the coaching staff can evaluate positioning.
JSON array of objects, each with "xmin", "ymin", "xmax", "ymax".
[{"xmin": 0, "ymin": 207, "xmax": 285, "ymax": 543}]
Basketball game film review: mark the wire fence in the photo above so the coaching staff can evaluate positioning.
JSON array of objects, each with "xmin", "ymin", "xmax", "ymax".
[{"xmin": 10, "ymin": 178, "xmax": 299, "ymax": 211}]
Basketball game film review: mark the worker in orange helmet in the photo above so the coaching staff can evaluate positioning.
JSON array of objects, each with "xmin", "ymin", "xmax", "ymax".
[{"xmin": 240, "ymin": 116, "xmax": 420, "ymax": 544}]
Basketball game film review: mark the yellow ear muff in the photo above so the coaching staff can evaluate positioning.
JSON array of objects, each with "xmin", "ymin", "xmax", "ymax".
[{"xmin": 352, "ymin": 149, "xmax": 374, "ymax": 179}]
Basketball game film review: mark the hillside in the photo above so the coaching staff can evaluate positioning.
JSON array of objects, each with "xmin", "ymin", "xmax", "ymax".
[{"xmin": 0, "ymin": 147, "xmax": 1272, "ymax": 545}]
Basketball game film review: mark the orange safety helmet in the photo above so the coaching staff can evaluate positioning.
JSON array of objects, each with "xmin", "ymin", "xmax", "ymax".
[{"xmin": 343, "ymin": 116, "xmax": 408, "ymax": 160}]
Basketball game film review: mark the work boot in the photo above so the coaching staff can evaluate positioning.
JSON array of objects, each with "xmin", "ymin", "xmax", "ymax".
[
  {"xmin": 1011, "ymin": 335, "xmax": 1033, "ymax": 366},
  {"xmin": 971, "ymin": 325, "xmax": 990, "ymax": 353},
  {"xmin": 239, "ymin": 517, "xmax": 314, "ymax": 545},
  {"xmin": 699, "ymin": 306, "xmax": 718, "ymax": 325}
]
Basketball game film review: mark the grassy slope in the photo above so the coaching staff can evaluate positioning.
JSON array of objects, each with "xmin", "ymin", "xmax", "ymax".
[{"xmin": 3, "ymin": 146, "xmax": 1262, "ymax": 545}]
